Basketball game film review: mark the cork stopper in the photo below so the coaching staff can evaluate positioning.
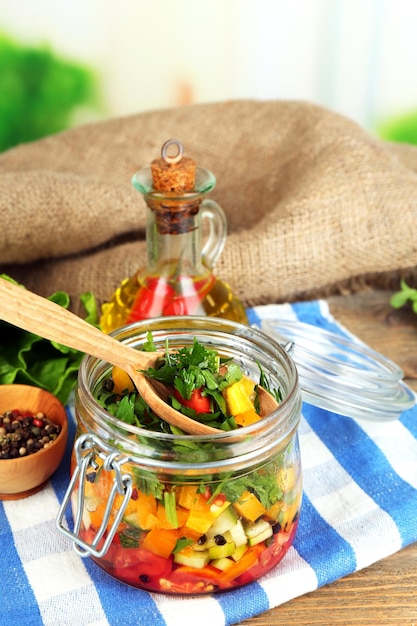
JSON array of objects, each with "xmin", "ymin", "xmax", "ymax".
[{"xmin": 151, "ymin": 139, "xmax": 196, "ymax": 192}]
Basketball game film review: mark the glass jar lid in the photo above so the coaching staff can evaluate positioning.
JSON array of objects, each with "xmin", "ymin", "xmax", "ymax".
[{"xmin": 261, "ymin": 319, "xmax": 415, "ymax": 422}]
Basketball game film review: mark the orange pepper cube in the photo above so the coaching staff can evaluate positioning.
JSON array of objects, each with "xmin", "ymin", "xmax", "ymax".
[
  {"xmin": 178, "ymin": 485, "xmax": 211, "ymax": 514},
  {"xmin": 132, "ymin": 491, "xmax": 158, "ymax": 530},
  {"xmin": 233, "ymin": 490, "xmax": 266, "ymax": 522},
  {"xmin": 141, "ymin": 527, "xmax": 180, "ymax": 559},
  {"xmin": 156, "ymin": 502, "xmax": 189, "ymax": 529},
  {"xmin": 234, "ymin": 410, "xmax": 261, "ymax": 427}
]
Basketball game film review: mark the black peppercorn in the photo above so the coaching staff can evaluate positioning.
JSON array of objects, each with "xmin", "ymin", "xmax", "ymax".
[{"xmin": 0, "ymin": 410, "xmax": 61, "ymax": 460}]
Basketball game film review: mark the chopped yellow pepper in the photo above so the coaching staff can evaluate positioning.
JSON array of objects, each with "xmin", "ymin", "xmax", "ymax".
[
  {"xmin": 185, "ymin": 509, "xmax": 216, "ymax": 535},
  {"xmin": 222, "ymin": 376, "xmax": 256, "ymax": 416},
  {"xmin": 111, "ymin": 365, "xmax": 135, "ymax": 394}
]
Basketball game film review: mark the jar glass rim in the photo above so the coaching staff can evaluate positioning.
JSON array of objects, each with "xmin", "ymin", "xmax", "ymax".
[{"xmin": 75, "ymin": 317, "xmax": 302, "ymax": 467}]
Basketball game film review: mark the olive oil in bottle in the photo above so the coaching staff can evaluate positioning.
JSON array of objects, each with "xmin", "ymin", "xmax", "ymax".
[{"xmin": 100, "ymin": 140, "xmax": 248, "ymax": 332}]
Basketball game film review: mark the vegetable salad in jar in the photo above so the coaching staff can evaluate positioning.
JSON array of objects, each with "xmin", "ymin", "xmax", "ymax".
[{"xmin": 59, "ymin": 317, "xmax": 302, "ymax": 595}]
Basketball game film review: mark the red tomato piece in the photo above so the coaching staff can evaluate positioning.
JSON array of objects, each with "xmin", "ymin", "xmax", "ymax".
[
  {"xmin": 79, "ymin": 527, "xmax": 107, "ymax": 556},
  {"xmin": 172, "ymin": 388, "xmax": 211, "ymax": 414},
  {"xmin": 113, "ymin": 547, "xmax": 173, "ymax": 587},
  {"xmin": 160, "ymin": 564, "xmax": 232, "ymax": 593},
  {"xmin": 201, "ymin": 486, "xmax": 212, "ymax": 501},
  {"xmin": 213, "ymin": 493, "xmax": 226, "ymax": 507}
]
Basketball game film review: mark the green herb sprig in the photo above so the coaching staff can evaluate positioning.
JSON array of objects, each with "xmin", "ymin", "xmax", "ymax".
[
  {"xmin": 144, "ymin": 338, "xmax": 224, "ymax": 400},
  {"xmin": 390, "ymin": 279, "xmax": 417, "ymax": 315}
]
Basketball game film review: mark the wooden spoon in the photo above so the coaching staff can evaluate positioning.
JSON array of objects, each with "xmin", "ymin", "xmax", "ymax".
[{"xmin": 0, "ymin": 278, "xmax": 278, "ymax": 435}]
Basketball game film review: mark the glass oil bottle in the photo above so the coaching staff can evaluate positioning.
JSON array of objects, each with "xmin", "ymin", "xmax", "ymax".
[{"xmin": 100, "ymin": 140, "xmax": 248, "ymax": 332}]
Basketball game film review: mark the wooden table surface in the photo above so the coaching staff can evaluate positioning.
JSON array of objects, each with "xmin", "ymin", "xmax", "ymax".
[{"xmin": 240, "ymin": 290, "xmax": 417, "ymax": 626}]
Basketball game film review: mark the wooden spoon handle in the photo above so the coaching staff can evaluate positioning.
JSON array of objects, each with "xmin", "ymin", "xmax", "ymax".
[
  {"xmin": 0, "ymin": 278, "xmax": 220, "ymax": 435},
  {"xmin": 0, "ymin": 278, "xmax": 152, "ymax": 370},
  {"xmin": 0, "ymin": 278, "xmax": 276, "ymax": 437}
]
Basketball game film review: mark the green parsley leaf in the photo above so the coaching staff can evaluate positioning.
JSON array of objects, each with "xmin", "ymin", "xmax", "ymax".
[
  {"xmin": 219, "ymin": 469, "xmax": 283, "ymax": 509},
  {"xmin": 131, "ymin": 468, "xmax": 164, "ymax": 499},
  {"xmin": 218, "ymin": 362, "xmax": 242, "ymax": 390},
  {"xmin": 115, "ymin": 395, "xmax": 136, "ymax": 424},
  {"xmin": 257, "ymin": 362, "xmax": 282, "ymax": 403},
  {"xmin": 204, "ymin": 389, "xmax": 227, "ymax": 415},
  {"xmin": 142, "ymin": 331, "xmax": 157, "ymax": 352},
  {"xmin": 173, "ymin": 537, "xmax": 194, "ymax": 553},
  {"xmin": 202, "ymin": 369, "xmax": 219, "ymax": 390}
]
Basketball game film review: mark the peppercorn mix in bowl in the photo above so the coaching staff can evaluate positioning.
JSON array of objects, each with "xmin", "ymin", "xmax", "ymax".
[{"xmin": 0, "ymin": 384, "xmax": 68, "ymax": 500}]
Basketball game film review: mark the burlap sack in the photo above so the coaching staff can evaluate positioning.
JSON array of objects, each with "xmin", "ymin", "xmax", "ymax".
[{"xmin": 1, "ymin": 99, "xmax": 417, "ymax": 314}]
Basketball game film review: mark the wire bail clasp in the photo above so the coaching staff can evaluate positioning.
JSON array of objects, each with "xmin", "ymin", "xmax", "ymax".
[{"xmin": 56, "ymin": 433, "xmax": 133, "ymax": 558}]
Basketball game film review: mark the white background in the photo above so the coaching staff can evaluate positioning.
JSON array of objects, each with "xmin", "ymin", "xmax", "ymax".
[{"xmin": 1, "ymin": 0, "xmax": 416, "ymax": 135}]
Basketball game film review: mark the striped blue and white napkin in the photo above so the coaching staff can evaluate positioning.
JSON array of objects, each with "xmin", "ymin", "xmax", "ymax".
[{"xmin": 1, "ymin": 300, "xmax": 416, "ymax": 626}]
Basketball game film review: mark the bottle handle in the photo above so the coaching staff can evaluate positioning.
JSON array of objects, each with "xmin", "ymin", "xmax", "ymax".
[{"xmin": 200, "ymin": 199, "xmax": 227, "ymax": 269}]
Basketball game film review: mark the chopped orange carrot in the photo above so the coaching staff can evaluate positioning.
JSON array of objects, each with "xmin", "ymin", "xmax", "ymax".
[
  {"xmin": 141, "ymin": 527, "xmax": 180, "ymax": 558},
  {"xmin": 218, "ymin": 548, "xmax": 259, "ymax": 583}
]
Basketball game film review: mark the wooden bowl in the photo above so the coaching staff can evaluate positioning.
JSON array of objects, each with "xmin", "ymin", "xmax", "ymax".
[{"xmin": 0, "ymin": 385, "xmax": 68, "ymax": 500}]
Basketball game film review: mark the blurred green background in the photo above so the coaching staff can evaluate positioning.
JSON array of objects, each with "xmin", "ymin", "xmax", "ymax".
[
  {"xmin": 0, "ymin": 33, "xmax": 100, "ymax": 152},
  {"xmin": 1, "ymin": 0, "xmax": 417, "ymax": 154},
  {"xmin": 377, "ymin": 111, "xmax": 417, "ymax": 146}
]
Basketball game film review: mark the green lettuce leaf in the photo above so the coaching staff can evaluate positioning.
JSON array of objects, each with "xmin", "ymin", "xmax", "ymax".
[{"xmin": 0, "ymin": 274, "xmax": 99, "ymax": 404}]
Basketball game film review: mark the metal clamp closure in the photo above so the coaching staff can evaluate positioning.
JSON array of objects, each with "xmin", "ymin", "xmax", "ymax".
[{"xmin": 56, "ymin": 433, "xmax": 133, "ymax": 558}]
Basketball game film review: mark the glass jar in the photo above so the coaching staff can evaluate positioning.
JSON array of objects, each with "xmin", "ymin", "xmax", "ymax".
[{"xmin": 57, "ymin": 317, "xmax": 302, "ymax": 594}]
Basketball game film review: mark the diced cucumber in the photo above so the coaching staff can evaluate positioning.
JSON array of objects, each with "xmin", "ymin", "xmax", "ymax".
[
  {"xmin": 245, "ymin": 519, "xmax": 273, "ymax": 546},
  {"xmin": 123, "ymin": 511, "xmax": 141, "ymax": 529},
  {"xmin": 193, "ymin": 539, "xmax": 210, "ymax": 552},
  {"xmin": 248, "ymin": 525, "xmax": 272, "ymax": 546},
  {"xmin": 192, "ymin": 531, "xmax": 230, "ymax": 552},
  {"xmin": 231, "ymin": 544, "xmax": 248, "ymax": 562},
  {"xmin": 211, "ymin": 557, "xmax": 234, "ymax": 572},
  {"xmin": 174, "ymin": 549, "xmax": 210, "ymax": 569},
  {"xmin": 82, "ymin": 506, "xmax": 91, "ymax": 531},
  {"xmin": 206, "ymin": 506, "xmax": 238, "ymax": 538},
  {"xmin": 228, "ymin": 519, "xmax": 248, "ymax": 547},
  {"xmin": 208, "ymin": 540, "xmax": 236, "ymax": 560},
  {"xmin": 221, "ymin": 530, "xmax": 233, "ymax": 544},
  {"xmin": 119, "ymin": 525, "xmax": 142, "ymax": 548},
  {"xmin": 244, "ymin": 518, "xmax": 270, "ymax": 539}
]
